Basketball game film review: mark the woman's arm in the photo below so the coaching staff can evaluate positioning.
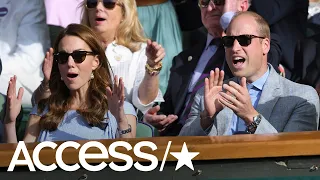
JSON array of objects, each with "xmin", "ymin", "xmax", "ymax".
[
  {"xmin": 138, "ymin": 72, "xmax": 160, "ymax": 105},
  {"xmin": 23, "ymin": 115, "xmax": 41, "ymax": 143},
  {"xmin": 132, "ymin": 40, "xmax": 165, "ymax": 113},
  {"xmin": 118, "ymin": 115, "xmax": 136, "ymax": 138},
  {"xmin": 32, "ymin": 80, "xmax": 51, "ymax": 106},
  {"xmin": 32, "ymin": 48, "xmax": 54, "ymax": 106},
  {"xmin": 139, "ymin": 40, "xmax": 164, "ymax": 104}
]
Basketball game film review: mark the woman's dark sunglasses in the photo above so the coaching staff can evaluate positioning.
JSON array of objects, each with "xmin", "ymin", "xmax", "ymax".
[
  {"xmin": 54, "ymin": 51, "xmax": 95, "ymax": 64},
  {"xmin": 222, "ymin": 35, "xmax": 265, "ymax": 48},
  {"xmin": 198, "ymin": 0, "xmax": 225, "ymax": 8},
  {"xmin": 86, "ymin": 0, "xmax": 119, "ymax": 9}
]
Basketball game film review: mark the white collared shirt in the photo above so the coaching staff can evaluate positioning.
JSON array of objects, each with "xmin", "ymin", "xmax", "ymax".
[
  {"xmin": 106, "ymin": 42, "xmax": 164, "ymax": 114},
  {"xmin": 0, "ymin": 0, "xmax": 50, "ymax": 105}
]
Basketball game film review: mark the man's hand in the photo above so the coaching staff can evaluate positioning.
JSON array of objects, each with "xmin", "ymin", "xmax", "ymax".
[
  {"xmin": 223, "ymin": 0, "xmax": 248, "ymax": 13},
  {"xmin": 223, "ymin": 0, "xmax": 240, "ymax": 13},
  {"xmin": 204, "ymin": 68, "xmax": 225, "ymax": 118},
  {"xmin": 219, "ymin": 77, "xmax": 259, "ymax": 124},
  {"xmin": 144, "ymin": 105, "xmax": 178, "ymax": 131}
]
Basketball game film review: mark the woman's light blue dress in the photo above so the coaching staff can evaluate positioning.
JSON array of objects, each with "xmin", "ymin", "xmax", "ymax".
[
  {"xmin": 137, "ymin": 1, "xmax": 183, "ymax": 94},
  {"xmin": 30, "ymin": 101, "xmax": 136, "ymax": 142}
]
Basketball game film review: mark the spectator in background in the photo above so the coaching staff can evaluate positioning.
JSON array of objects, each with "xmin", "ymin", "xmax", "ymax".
[
  {"xmin": 249, "ymin": 0, "xmax": 309, "ymax": 79},
  {"xmin": 137, "ymin": 0, "xmax": 183, "ymax": 94},
  {"xmin": 44, "ymin": 0, "xmax": 83, "ymax": 46},
  {"xmin": 0, "ymin": 0, "xmax": 50, "ymax": 105},
  {"xmin": 180, "ymin": 12, "xmax": 319, "ymax": 136},
  {"xmin": 173, "ymin": 0, "xmax": 207, "ymax": 49},
  {"xmin": 3, "ymin": 24, "xmax": 136, "ymax": 143},
  {"xmin": 309, "ymin": 0, "xmax": 320, "ymax": 19},
  {"xmin": 33, "ymin": 0, "xmax": 165, "ymax": 115},
  {"xmin": 44, "ymin": 0, "xmax": 82, "ymax": 28}
]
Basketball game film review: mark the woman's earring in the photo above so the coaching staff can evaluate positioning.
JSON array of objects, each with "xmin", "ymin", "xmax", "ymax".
[
  {"xmin": 61, "ymin": 76, "xmax": 63, "ymax": 81},
  {"xmin": 90, "ymin": 72, "xmax": 94, "ymax": 79}
]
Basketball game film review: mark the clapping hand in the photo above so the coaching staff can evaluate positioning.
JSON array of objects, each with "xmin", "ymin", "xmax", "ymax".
[
  {"xmin": 146, "ymin": 39, "xmax": 165, "ymax": 68},
  {"xmin": 218, "ymin": 77, "xmax": 258, "ymax": 123},
  {"xmin": 144, "ymin": 105, "xmax": 178, "ymax": 131},
  {"xmin": 42, "ymin": 48, "xmax": 54, "ymax": 84},
  {"xmin": 4, "ymin": 76, "xmax": 24, "ymax": 124},
  {"xmin": 106, "ymin": 76, "xmax": 126, "ymax": 122},
  {"xmin": 204, "ymin": 68, "xmax": 225, "ymax": 118},
  {"xmin": 223, "ymin": 0, "xmax": 244, "ymax": 13}
]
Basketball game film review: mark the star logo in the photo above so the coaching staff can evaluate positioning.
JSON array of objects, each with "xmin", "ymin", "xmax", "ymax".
[{"xmin": 170, "ymin": 142, "xmax": 199, "ymax": 171}]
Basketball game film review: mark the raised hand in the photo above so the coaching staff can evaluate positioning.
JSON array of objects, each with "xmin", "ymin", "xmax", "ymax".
[
  {"xmin": 42, "ymin": 48, "xmax": 54, "ymax": 84},
  {"xmin": 223, "ymin": 0, "xmax": 244, "ymax": 13},
  {"xmin": 219, "ymin": 77, "xmax": 259, "ymax": 124},
  {"xmin": 106, "ymin": 75, "xmax": 125, "ymax": 122},
  {"xmin": 4, "ymin": 76, "xmax": 24, "ymax": 124},
  {"xmin": 204, "ymin": 68, "xmax": 225, "ymax": 118},
  {"xmin": 145, "ymin": 39, "xmax": 165, "ymax": 68},
  {"xmin": 144, "ymin": 105, "xmax": 178, "ymax": 131}
]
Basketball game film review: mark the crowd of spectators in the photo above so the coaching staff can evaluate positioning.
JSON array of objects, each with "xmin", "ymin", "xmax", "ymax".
[{"xmin": 0, "ymin": 0, "xmax": 319, "ymax": 142}]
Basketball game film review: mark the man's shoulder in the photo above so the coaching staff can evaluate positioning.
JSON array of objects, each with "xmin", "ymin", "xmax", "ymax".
[{"xmin": 277, "ymin": 75, "xmax": 318, "ymax": 100}]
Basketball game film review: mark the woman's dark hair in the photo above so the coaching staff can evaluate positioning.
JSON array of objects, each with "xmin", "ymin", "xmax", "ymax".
[{"xmin": 38, "ymin": 24, "xmax": 113, "ymax": 131}]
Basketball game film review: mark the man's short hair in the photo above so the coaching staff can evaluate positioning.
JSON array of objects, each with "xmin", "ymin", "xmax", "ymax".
[{"xmin": 231, "ymin": 11, "xmax": 270, "ymax": 40}]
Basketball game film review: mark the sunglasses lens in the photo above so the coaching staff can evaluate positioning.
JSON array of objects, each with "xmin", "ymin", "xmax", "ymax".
[
  {"xmin": 54, "ymin": 52, "xmax": 69, "ymax": 64},
  {"xmin": 222, "ymin": 36, "xmax": 234, "ymax": 48},
  {"xmin": 237, "ymin": 35, "xmax": 251, "ymax": 46},
  {"xmin": 199, "ymin": 0, "xmax": 210, "ymax": 7},
  {"xmin": 213, "ymin": 0, "xmax": 225, "ymax": 6},
  {"xmin": 72, "ymin": 51, "xmax": 87, "ymax": 63},
  {"xmin": 103, "ymin": 0, "xmax": 116, "ymax": 9},
  {"xmin": 87, "ymin": 0, "xmax": 98, "ymax": 8}
]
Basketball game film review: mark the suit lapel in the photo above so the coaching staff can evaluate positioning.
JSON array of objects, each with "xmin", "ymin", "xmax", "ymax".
[
  {"xmin": 216, "ymin": 108, "xmax": 234, "ymax": 135},
  {"xmin": 174, "ymin": 41, "xmax": 206, "ymax": 115},
  {"xmin": 256, "ymin": 66, "xmax": 281, "ymax": 121}
]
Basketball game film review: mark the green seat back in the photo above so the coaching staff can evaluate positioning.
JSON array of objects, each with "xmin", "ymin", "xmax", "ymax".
[
  {"xmin": 136, "ymin": 122, "xmax": 154, "ymax": 137},
  {"xmin": 0, "ymin": 94, "xmax": 5, "ymax": 122}
]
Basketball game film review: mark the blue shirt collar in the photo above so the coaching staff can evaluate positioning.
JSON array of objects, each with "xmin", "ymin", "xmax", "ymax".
[
  {"xmin": 250, "ymin": 67, "xmax": 270, "ymax": 91},
  {"xmin": 237, "ymin": 67, "xmax": 270, "ymax": 91}
]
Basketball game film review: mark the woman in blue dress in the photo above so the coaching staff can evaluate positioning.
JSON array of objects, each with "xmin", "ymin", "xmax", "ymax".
[{"xmin": 3, "ymin": 24, "xmax": 136, "ymax": 143}]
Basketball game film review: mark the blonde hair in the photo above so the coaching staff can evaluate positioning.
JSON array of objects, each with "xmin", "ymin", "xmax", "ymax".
[
  {"xmin": 81, "ymin": 0, "xmax": 147, "ymax": 52},
  {"xmin": 232, "ymin": 11, "xmax": 270, "ymax": 39}
]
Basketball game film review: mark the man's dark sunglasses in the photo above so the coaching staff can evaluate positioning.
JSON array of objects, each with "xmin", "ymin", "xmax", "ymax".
[
  {"xmin": 198, "ymin": 0, "xmax": 225, "ymax": 8},
  {"xmin": 222, "ymin": 35, "xmax": 265, "ymax": 48},
  {"xmin": 54, "ymin": 51, "xmax": 95, "ymax": 64},
  {"xmin": 86, "ymin": 0, "xmax": 119, "ymax": 9}
]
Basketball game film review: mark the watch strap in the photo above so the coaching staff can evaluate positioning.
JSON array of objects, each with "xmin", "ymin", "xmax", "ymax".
[{"xmin": 246, "ymin": 114, "xmax": 262, "ymax": 134}]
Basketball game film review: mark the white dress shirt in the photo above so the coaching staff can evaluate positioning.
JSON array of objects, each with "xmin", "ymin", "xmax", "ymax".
[{"xmin": 106, "ymin": 42, "xmax": 163, "ymax": 114}]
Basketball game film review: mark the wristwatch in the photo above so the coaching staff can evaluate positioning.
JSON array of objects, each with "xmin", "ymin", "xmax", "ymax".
[{"xmin": 246, "ymin": 114, "xmax": 262, "ymax": 134}]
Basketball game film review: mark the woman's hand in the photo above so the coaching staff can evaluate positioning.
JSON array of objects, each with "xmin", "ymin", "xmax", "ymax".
[
  {"xmin": 106, "ymin": 76, "xmax": 126, "ymax": 122},
  {"xmin": 145, "ymin": 39, "xmax": 165, "ymax": 68},
  {"xmin": 42, "ymin": 48, "xmax": 54, "ymax": 84},
  {"xmin": 4, "ymin": 76, "xmax": 24, "ymax": 124}
]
